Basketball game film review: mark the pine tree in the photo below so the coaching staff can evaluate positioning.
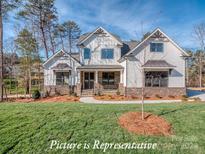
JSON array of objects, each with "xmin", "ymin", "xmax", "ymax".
[
  {"xmin": 15, "ymin": 28, "xmax": 38, "ymax": 94},
  {"xmin": 18, "ymin": 0, "xmax": 57, "ymax": 59},
  {"xmin": 0, "ymin": 0, "xmax": 21, "ymax": 102}
]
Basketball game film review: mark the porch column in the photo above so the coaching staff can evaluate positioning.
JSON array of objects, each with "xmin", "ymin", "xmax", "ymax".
[
  {"xmin": 120, "ymin": 70, "xmax": 123, "ymax": 83},
  {"xmin": 77, "ymin": 70, "xmax": 80, "ymax": 83},
  {"xmin": 95, "ymin": 70, "xmax": 98, "ymax": 83}
]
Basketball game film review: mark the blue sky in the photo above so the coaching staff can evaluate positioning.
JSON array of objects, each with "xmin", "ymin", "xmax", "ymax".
[{"xmin": 4, "ymin": 0, "xmax": 205, "ymax": 50}]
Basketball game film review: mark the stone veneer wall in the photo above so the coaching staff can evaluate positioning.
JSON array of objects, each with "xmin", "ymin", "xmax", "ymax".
[
  {"xmin": 125, "ymin": 87, "xmax": 186, "ymax": 97},
  {"xmin": 76, "ymin": 83, "xmax": 81, "ymax": 96},
  {"xmin": 44, "ymin": 85, "xmax": 71, "ymax": 96}
]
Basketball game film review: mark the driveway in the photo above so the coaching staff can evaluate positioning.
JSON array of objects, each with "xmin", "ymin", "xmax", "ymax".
[{"xmin": 187, "ymin": 89, "xmax": 205, "ymax": 101}]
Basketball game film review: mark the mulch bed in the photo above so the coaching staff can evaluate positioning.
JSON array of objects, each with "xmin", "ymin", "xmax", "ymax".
[
  {"xmin": 94, "ymin": 95, "xmax": 182, "ymax": 101},
  {"xmin": 118, "ymin": 112, "xmax": 172, "ymax": 136},
  {"xmin": 13, "ymin": 95, "xmax": 79, "ymax": 103}
]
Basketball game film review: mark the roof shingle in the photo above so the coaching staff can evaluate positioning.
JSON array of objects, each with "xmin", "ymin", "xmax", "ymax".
[{"xmin": 142, "ymin": 60, "xmax": 175, "ymax": 68}]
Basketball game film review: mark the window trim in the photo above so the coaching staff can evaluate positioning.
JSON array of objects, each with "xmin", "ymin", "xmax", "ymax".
[
  {"xmin": 56, "ymin": 72, "xmax": 70, "ymax": 85},
  {"xmin": 84, "ymin": 48, "xmax": 91, "ymax": 59},
  {"xmin": 102, "ymin": 72, "xmax": 115, "ymax": 85},
  {"xmin": 150, "ymin": 42, "xmax": 164, "ymax": 52},
  {"xmin": 101, "ymin": 48, "xmax": 114, "ymax": 59},
  {"xmin": 145, "ymin": 71, "xmax": 168, "ymax": 87}
]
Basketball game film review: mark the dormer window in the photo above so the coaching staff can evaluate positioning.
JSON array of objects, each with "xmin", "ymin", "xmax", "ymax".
[
  {"xmin": 84, "ymin": 48, "xmax": 91, "ymax": 59},
  {"xmin": 150, "ymin": 43, "xmax": 163, "ymax": 52},
  {"xmin": 101, "ymin": 48, "xmax": 114, "ymax": 59}
]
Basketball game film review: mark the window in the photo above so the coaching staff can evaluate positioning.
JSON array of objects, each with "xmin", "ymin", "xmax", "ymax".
[
  {"xmin": 145, "ymin": 71, "xmax": 168, "ymax": 87},
  {"xmin": 84, "ymin": 48, "xmax": 91, "ymax": 59},
  {"xmin": 102, "ymin": 72, "xmax": 115, "ymax": 85},
  {"xmin": 101, "ymin": 49, "xmax": 114, "ymax": 59},
  {"xmin": 150, "ymin": 43, "xmax": 163, "ymax": 52},
  {"xmin": 56, "ymin": 72, "xmax": 69, "ymax": 85}
]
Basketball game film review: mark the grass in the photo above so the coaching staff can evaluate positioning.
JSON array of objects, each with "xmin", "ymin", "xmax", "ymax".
[{"xmin": 0, "ymin": 102, "xmax": 205, "ymax": 154}]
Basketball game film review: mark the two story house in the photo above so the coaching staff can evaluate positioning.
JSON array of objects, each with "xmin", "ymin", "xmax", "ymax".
[{"xmin": 43, "ymin": 27, "xmax": 189, "ymax": 97}]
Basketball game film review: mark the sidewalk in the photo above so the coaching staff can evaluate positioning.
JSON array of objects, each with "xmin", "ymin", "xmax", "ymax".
[{"xmin": 80, "ymin": 97, "xmax": 181, "ymax": 104}]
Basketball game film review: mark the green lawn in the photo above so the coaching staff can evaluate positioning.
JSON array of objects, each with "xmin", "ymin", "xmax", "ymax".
[{"xmin": 0, "ymin": 102, "xmax": 205, "ymax": 154}]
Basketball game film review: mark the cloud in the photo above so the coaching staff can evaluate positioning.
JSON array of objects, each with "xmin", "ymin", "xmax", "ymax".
[{"xmin": 3, "ymin": 0, "xmax": 205, "ymax": 50}]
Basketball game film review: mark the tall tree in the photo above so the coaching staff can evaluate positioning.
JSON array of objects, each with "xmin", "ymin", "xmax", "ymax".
[
  {"xmin": 18, "ymin": 0, "xmax": 57, "ymax": 59},
  {"xmin": 54, "ymin": 24, "xmax": 66, "ymax": 50},
  {"xmin": 62, "ymin": 21, "xmax": 81, "ymax": 53},
  {"xmin": 0, "ymin": 0, "xmax": 20, "ymax": 102},
  {"xmin": 15, "ymin": 28, "xmax": 38, "ymax": 94},
  {"xmin": 193, "ymin": 23, "xmax": 205, "ymax": 88}
]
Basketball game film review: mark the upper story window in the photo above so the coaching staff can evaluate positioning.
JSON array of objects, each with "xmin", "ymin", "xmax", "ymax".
[
  {"xmin": 150, "ymin": 43, "xmax": 163, "ymax": 52},
  {"xmin": 101, "ymin": 48, "xmax": 114, "ymax": 59},
  {"xmin": 84, "ymin": 48, "xmax": 91, "ymax": 59}
]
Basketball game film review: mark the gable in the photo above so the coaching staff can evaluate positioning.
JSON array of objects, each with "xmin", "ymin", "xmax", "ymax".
[
  {"xmin": 77, "ymin": 27, "xmax": 123, "ymax": 47},
  {"xmin": 43, "ymin": 49, "xmax": 81, "ymax": 69},
  {"xmin": 120, "ymin": 28, "xmax": 189, "ymax": 62}
]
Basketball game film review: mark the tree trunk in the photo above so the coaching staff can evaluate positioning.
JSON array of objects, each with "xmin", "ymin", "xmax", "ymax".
[
  {"xmin": 68, "ymin": 30, "xmax": 72, "ymax": 91},
  {"xmin": 48, "ymin": 25, "xmax": 55, "ymax": 55},
  {"xmin": 29, "ymin": 66, "xmax": 31, "ymax": 97},
  {"xmin": 199, "ymin": 54, "xmax": 202, "ymax": 88},
  {"xmin": 60, "ymin": 34, "xmax": 64, "ymax": 50},
  {"xmin": 0, "ymin": 1, "xmax": 3, "ymax": 102},
  {"xmin": 40, "ymin": 25, "xmax": 49, "ymax": 59}
]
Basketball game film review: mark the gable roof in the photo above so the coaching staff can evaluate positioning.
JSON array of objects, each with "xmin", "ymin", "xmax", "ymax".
[
  {"xmin": 77, "ymin": 27, "xmax": 123, "ymax": 46},
  {"xmin": 121, "ymin": 40, "xmax": 139, "ymax": 57},
  {"xmin": 43, "ymin": 49, "xmax": 81, "ymax": 66},
  {"xmin": 120, "ymin": 28, "xmax": 189, "ymax": 61}
]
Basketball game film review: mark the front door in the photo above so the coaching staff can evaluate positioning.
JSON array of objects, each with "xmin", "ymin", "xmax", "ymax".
[{"xmin": 84, "ymin": 72, "xmax": 94, "ymax": 89}]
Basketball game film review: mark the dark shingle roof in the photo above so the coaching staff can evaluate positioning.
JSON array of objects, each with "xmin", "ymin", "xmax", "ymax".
[
  {"xmin": 77, "ymin": 65, "xmax": 124, "ymax": 69},
  {"xmin": 142, "ymin": 60, "xmax": 176, "ymax": 68},
  {"xmin": 121, "ymin": 40, "xmax": 139, "ymax": 57},
  {"xmin": 52, "ymin": 63, "xmax": 71, "ymax": 70},
  {"xmin": 78, "ymin": 32, "xmax": 91, "ymax": 44},
  {"xmin": 70, "ymin": 52, "xmax": 80, "ymax": 62}
]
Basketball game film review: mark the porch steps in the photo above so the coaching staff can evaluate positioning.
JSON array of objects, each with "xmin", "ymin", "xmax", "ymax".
[{"xmin": 81, "ymin": 90, "xmax": 94, "ymax": 96}]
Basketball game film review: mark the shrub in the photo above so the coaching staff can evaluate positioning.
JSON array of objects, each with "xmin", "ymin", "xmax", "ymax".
[
  {"xmin": 155, "ymin": 94, "xmax": 162, "ymax": 99},
  {"xmin": 193, "ymin": 97, "xmax": 201, "ymax": 102},
  {"xmin": 168, "ymin": 95, "xmax": 175, "ymax": 98},
  {"xmin": 116, "ymin": 90, "xmax": 120, "ymax": 95},
  {"xmin": 97, "ymin": 91, "xmax": 102, "ymax": 96},
  {"xmin": 131, "ymin": 95, "xmax": 138, "ymax": 99},
  {"xmin": 32, "ymin": 90, "xmax": 41, "ymax": 99},
  {"xmin": 181, "ymin": 95, "xmax": 188, "ymax": 98}
]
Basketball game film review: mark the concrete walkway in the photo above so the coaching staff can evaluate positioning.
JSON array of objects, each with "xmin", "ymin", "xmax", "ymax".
[{"xmin": 80, "ymin": 97, "xmax": 181, "ymax": 104}]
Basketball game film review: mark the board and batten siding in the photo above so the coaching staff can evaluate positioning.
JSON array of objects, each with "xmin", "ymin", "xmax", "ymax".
[
  {"xmin": 80, "ymin": 34, "xmax": 122, "ymax": 65},
  {"xmin": 125, "ymin": 38, "xmax": 186, "ymax": 88},
  {"xmin": 44, "ymin": 51, "xmax": 80, "ymax": 86}
]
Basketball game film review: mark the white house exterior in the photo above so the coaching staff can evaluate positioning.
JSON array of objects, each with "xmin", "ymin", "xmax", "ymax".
[
  {"xmin": 43, "ymin": 51, "xmax": 81, "ymax": 95},
  {"xmin": 43, "ymin": 27, "xmax": 189, "ymax": 96}
]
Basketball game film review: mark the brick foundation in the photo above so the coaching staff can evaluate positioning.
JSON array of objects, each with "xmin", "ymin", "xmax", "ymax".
[
  {"xmin": 76, "ymin": 83, "xmax": 81, "ymax": 96},
  {"xmin": 125, "ymin": 87, "xmax": 186, "ymax": 97},
  {"xmin": 119, "ymin": 83, "xmax": 125, "ymax": 95},
  {"xmin": 44, "ymin": 85, "xmax": 72, "ymax": 96}
]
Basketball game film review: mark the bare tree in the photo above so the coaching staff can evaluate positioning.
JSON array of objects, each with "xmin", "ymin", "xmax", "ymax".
[
  {"xmin": 193, "ymin": 23, "xmax": 205, "ymax": 88},
  {"xmin": 0, "ymin": 0, "xmax": 21, "ymax": 102}
]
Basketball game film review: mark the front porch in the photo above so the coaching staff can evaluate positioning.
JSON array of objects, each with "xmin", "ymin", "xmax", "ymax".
[{"xmin": 76, "ymin": 65, "xmax": 124, "ymax": 96}]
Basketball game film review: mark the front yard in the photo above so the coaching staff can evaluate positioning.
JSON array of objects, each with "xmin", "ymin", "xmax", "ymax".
[{"xmin": 0, "ymin": 102, "xmax": 204, "ymax": 154}]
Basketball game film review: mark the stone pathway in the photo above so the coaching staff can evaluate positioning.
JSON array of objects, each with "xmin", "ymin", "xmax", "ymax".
[{"xmin": 80, "ymin": 97, "xmax": 181, "ymax": 104}]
